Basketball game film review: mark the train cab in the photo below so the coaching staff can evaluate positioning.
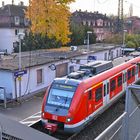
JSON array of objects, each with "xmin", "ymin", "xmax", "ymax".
[{"xmin": 41, "ymin": 78, "xmax": 80, "ymax": 132}]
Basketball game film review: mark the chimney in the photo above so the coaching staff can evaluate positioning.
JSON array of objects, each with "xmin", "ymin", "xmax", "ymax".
[
  {"xmin": 12, "ymin": 0, "xmax": 14, "ymax": 5},
  {"xmin": 19, "ymin": 1, "xmax": 24, "ymax": 6},
  {"xmin": 2, "ymin": 1, "xmax": 4, "ymax": 7}
]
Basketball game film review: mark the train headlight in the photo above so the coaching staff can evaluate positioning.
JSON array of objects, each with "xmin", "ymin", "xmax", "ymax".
[
  {"xmin": 42, "ymin": 112, "xmax": 45, "ymax": 117},
  {"xmin": 66, "ymin": 117, "xmax": 73, "ymax": 122}
]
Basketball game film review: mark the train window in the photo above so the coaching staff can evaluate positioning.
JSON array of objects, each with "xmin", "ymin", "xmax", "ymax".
[
  {"xmin": 127, "ymin": 70, "xmax": 131, "ymax": 80},
  {"xmin": 136, "ymin": 66, "xmax": 138, "ymax": 74},
  {"xmin": 104, "ymin": 84, "xmax": 106, "ymax": 96},
  {"xmin": 95, "ymin": 87, "xmax": 102, "ymax": 102},
  {"xmin": 118, "ymin": 75, "xmax": 122, "ymax": 87},
  {"xmin": 110, "ymin": 79, "xmax": 116, "ymax": 92},
  {"xmin": 139, "ymin": 65, "xmax": 140, "ymax": 72},
  {"xmin": 132, "ymin": 68, "xmax": 135, "ymax": 77},
  {"xmin": 88, "ymin": 90, "xmax": 92, "ymax": 100},
  {"xmin": 125, "ymin": 72, "xmax": 127, "ymax": 82},
  {"xmin": 107, "ymin": 83, "xmax": 109, "ymax": 94},
  {"xmin": 123, "ymin": 73, "xmax": 125, "ymax": 83}
]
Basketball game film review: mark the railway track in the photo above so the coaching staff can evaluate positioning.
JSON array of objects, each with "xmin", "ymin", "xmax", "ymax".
[{"xmin": 30, "ymin": 96, "xmax": 125, "ymax": 140}]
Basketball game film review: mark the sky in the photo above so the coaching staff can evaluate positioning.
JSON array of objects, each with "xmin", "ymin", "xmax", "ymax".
[{"xmin": 0, "ymin": 0, "xmax": 140, "ymax": 17}]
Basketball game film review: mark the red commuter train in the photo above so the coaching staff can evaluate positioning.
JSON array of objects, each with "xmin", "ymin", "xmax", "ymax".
[{"xmin": 41, "ymin": 57, "xmax": 140, "ymax": 133}]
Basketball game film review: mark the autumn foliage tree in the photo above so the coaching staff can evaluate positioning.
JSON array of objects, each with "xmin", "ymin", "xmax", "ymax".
[{"xmin": 26, "ymin": 0, "xmax": 75, "ymax": 45}]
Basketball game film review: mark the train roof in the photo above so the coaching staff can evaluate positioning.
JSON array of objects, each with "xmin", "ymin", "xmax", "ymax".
[
  {"xmin": 83, "ymin": 60, "xmax": 112, "ymax": 67},
  {"xmin": 67, "ymin": 60, "xmax": 113, "ymax": 80},
  {"xmin": 83, "ymin": 57, "xmax": 140, "ymax": 89},
  {"xmin": 53, "ymin": 77, "xmax": 81, "ymax": 86}
]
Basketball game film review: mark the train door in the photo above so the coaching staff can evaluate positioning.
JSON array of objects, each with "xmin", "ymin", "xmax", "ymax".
[
  {"xmin": 103, "ymin": 80, "xmax": 110, "ymax": 105},
  {"xmin": 136, "ymin": 64, "xmax": 139, "ymax": 80},
  {"xmin": 87, "ymin": 90, "xmax": 94, "ymax": 116},
  {"xmin": 123, "ymin": 70, "xmax": 127, "ymax": 90},
  {"xmin": 138, "ymin": 64, "xmax": 140, "ymax": 78},
  {"xmin": 127, "ymin": 67, "xmax": 135, "ymax": 85},
  {"xmin": 93, "ymin": 84, "xmax": 103, "ymax": 112}
]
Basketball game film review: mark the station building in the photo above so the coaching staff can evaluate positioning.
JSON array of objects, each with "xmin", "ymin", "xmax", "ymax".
[{"xmin": 0, "ymin": 44, "xmax": 121, "ymax": 101}]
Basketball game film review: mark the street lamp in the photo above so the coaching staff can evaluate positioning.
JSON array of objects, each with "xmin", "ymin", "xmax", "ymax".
[
  {"xmin": 122, "ymin": 30, "xmax": 127, "ymax": 55},
  {"xmin": 18, "ymin": 33, "xmax": 25, "ymax": 70},
  {"xmin": 87, "ymin": 31, "xmax": 92, "ymax": 52},
  {"xmin": 17, "ymin": 32, "xmax": 25, "ymax": 100}
]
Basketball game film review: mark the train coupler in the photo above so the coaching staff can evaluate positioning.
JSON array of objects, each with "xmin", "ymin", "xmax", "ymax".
[{"xmin": 45, "ymin": 122, "xmax": 58, "ymax": 132}]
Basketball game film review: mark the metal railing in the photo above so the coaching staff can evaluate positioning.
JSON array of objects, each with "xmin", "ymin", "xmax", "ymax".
[
  {"xmin": 95, "ymin": 112, "xmax": 126, "ymax": 140},
  {"xmin": 95, "ymin": 85, "xmax": 140, "ymax": 140}
]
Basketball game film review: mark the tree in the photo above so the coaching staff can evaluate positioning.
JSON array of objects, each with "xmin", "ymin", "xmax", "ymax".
[
  {"xmin": 13, "ymin": 33, "xmax": 62, "ymax": 52},
  {"xmin": 126, "ymin": 34, "xmax": 140, "ymax": 48},
  {"xmin": 69, "ymin": 22, "xmax": 96, "ymax": 46},
  {"xmin": 104, "ymin": 34, "xmax": 122, "ymax": 44},
  {"xmin": 26, "ymin": 0, "xmax": 75, "ymax": 45}
]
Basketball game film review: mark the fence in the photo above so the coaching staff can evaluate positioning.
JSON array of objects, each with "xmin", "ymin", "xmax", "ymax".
[
  {"xmin": 0, "ymin": 87, "xmax": 7, "ymax": 108},
  {"xmin": 95, "ymin": 85, "xmax": 140, "ymax": 140}
]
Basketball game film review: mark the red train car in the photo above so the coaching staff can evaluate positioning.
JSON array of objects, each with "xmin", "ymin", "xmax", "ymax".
[{"xmin": 41, "ymin": 57, "xmax": 140, "ymax": 133}]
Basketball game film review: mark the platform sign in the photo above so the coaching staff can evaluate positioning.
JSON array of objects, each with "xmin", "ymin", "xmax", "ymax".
[
  {"xmin": 14, "ymin": 69, "xmax": 27, "ymax": 77},
  {"xmin": 88, "ymin": 55, "xmax": 97, "ymax": 61}
]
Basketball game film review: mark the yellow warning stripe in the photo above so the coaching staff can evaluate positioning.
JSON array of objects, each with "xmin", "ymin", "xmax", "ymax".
[{"xmin": 84, "ymin": 82, "xmax": 102, "ymax": 93}]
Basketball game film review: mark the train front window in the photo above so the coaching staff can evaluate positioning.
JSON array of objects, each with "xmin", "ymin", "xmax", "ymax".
[{"xmin": 47, "ymin": 83, "xmax": 76, "ymax": 108}]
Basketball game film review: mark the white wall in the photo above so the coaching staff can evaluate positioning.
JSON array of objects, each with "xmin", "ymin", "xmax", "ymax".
[
  {"xmin": 0, "ymin": 71, "xmax": 14, "ymax": 99},
  {"xmin": 0, "ymin": 28, "xmax": 25, "ymax": 53},
  {"xmin": 0, "ymin": 46, "xmax": 122, "ymax": 99}
]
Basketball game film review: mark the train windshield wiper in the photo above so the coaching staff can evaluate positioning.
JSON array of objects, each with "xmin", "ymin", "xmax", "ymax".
[{"xmin": 55, "ymin": 95, "xmax": 68, "ymax": 111}]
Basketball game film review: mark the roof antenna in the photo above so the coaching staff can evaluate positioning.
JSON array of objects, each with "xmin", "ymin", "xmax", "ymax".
[
  {"xmin": 2, "ymin": 1, "xmax": 4, "ymax": 7},
  {"xmin": 12, "ymin": 0, "xmax": 14, "ymax": 5}
]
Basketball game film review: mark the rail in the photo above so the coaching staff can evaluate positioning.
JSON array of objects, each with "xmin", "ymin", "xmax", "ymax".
[{"xmin": 95, "ymin": 112, "xmax": 126, "ymax": 140}]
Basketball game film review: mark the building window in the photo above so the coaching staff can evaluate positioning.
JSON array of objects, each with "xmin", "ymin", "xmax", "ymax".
[
  {"xmin": 37, "ymin": 69, "xmax": 43, "ymax": 84},
  {"xmin": 95, "ymin": 87, "xmax": 102, "ymax": 102},
  {"xmin": 14, "ymin": 16, "xmax": 20, "ymax": 25},
  {"xmin": 24, "ymin": 18, "xmax": 29, "ymax": 26},
  {"xmin": 88, "ymin": 21, "xmax": 91, "ymax": 26},
  {"xmin": 83, "ymin": 21, "xmax": 86, "ymax": 25},
  {"xmin": 15, "ymin": 29, "xmax": 19, "ymax": 35},
  {"xmin": 76, "ymin": 59, "xmax": 80, "ymax": 64},
  {"xmin": 104, "ymin": 52, "xmax": 107, "ymax": 60}
]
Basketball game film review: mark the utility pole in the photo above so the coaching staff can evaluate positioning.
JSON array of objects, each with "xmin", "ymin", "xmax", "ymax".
[
  {"xmin": 18, "ymin": 33, "xmax": 25, "ymax": 101},
  {"xmin": 117, "ymin": 0, "xmax": 124, "ymax": 33},
  {"xmin": 87, "ymin": 31, "xmax": 92, "ymax": 52}
]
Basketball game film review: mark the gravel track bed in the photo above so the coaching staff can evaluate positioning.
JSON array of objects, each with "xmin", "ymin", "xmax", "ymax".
[
  {"xmin": 31, "ymin": 97, "xmax": 125, "ymax": 140},
  {"xmin": 69, "ymin": 97, "xmax": 125, "ymax": 140}
]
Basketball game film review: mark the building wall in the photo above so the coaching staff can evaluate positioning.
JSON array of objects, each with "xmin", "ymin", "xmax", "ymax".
[
  {"xmin": 0, "ymin": 46, "xmax": 122, "ymax": 99},
  {"xmin": 15, "ymin": 65, "xmax": 56, "ymax": 97},
  {"xmin": 0, "ymin": 28, "xmax": 25, "ymax": 53},
  {"xmin": 0, "ymin": 71, "xmax": 14, "ymax": 99}
]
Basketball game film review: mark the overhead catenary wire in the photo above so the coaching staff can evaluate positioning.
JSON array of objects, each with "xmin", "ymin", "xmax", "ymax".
[{"xmin": 96, "ymin": 0, "xmax": 110, "ymax": 4}]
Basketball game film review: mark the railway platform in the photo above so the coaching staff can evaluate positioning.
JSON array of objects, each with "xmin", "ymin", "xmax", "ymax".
[
  {"xmin": 0, "ymin": 56, "xmax": 132, "ymax": 123},
  {"xmin": 0, "ymin": 54, "xmax": 138, "ymax": 139},
  {"xmin": 0, "ymin": 92, "xmax": 43, "ymax": 123}
]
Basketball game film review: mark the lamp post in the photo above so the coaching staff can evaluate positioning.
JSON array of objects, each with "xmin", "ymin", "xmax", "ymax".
[
  {"xmin": 17, "ymin": 33, "xmax": 25, "ymax": 100},
  {"xmin": 87, "ymin": 31, "xmax": 92, "ymax": 52},
  {"xmin": 18, "ymin": 33, "xmax": 25, "ymax": 70},
  {"xmin": 122, "ymin": 30, "xmax": 127, "ymax": 55}
]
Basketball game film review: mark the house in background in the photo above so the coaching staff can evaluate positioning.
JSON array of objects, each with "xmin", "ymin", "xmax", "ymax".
[
  {"xmin": 0, "ymin": 1, "xmax": 29, "ymax": 54},
  {"xmin": 125, "ymin": 16, "xmax": 140, "ymax": 34},
  {"xmin": 71, "ymin": 10, "xmax": 114, "ymax": 42}
]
